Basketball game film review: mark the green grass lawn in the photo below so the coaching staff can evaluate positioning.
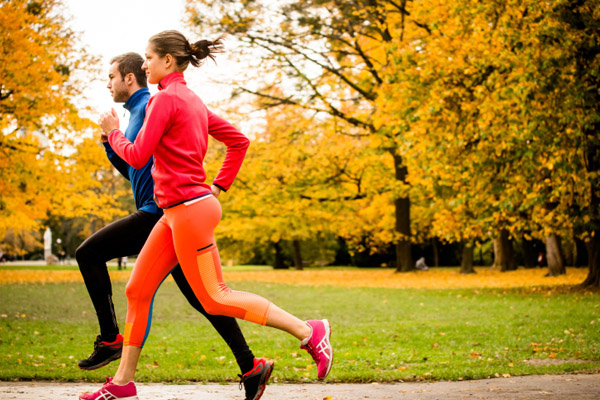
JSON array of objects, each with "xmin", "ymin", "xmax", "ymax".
[{"xmin": 0, "ymin": 277, "xmax": 599, "ymax": 383}]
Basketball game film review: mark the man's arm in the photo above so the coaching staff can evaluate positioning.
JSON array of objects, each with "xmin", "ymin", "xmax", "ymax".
[{"xmin": 103, "ymin": 141, "xmax": 130, "ymax": 180}]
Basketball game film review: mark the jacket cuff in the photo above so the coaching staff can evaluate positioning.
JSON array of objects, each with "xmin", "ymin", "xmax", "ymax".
[{"xmin": 213, "ymin": 183, "xmax": 227, "ymax": 192}]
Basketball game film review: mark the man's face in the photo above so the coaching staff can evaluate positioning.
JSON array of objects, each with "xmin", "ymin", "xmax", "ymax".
[{"xmin": 107, "ymin": 62, "xmax": 129, "ymax": 103}]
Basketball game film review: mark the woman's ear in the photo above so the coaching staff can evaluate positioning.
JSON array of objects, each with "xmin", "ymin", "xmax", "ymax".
[{"xmin": 164, "ymin": 54, "xmax": 173, "ymax": 69}]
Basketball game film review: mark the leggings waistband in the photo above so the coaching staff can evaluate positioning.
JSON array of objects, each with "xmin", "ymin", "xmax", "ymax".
[{"xmin": 162, "ymin": 192, "xmax": 213, "ymax": 209}]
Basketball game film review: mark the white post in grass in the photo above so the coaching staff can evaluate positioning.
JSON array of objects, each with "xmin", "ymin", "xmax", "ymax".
[{"xmin": 44, "ymin": 227, "xmax": 52, "ymax": 265}]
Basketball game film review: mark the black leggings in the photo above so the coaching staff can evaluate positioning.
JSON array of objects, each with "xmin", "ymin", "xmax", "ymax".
[{"xmin": 75, "ymin": 210, "xmax": 254, "ymax": 372}]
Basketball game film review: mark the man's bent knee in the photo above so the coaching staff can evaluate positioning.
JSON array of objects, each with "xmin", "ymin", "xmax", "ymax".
[{"xmin": 75, "ymin": 242, "xmax": 93, "ymax": 267}]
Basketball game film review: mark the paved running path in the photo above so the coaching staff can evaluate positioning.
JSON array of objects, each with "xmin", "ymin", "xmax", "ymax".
[{"xmin": 1, "ymin": 374, "xmax": 599, "ymax": 399}]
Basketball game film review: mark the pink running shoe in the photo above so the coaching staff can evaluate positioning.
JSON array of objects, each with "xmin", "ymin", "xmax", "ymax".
[
  {"xmin": 79, "ymin": 377, "xmax": 138, "ymax": 400},
  {"xmin": 300, "ymin": 319, "xmax": 333, "ymax": 379}
]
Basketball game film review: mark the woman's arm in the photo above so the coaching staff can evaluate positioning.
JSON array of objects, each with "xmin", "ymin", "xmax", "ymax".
[
  {"xmin": 207, "ymin": 109, "xmax": 250, "ymax": 191},
  {"xmin": 104, "ymin": 95, "xmax": 173, "ymax": 169}
]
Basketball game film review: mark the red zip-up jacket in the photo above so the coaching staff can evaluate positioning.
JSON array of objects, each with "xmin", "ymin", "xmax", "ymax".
[{"xmin": 108, "ymin": 72, "xmax": 250, "ymax": 209}]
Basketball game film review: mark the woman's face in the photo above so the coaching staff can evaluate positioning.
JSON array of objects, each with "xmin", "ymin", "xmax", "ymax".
[{"xmin": 142, "ymin": 44, "xmax": 170, "ymax": 85}]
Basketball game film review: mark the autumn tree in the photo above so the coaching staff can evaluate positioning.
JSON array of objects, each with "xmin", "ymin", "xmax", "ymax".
[
  {"xmin": 186, "ymin": 0, "xmax": 431, "ymax": 271},
  {"xmin": 1, "ymin": 0, "xmax": 92, "ymax": 236},
  {"xmin": 188, "ymin": 0, "xmax": 600, "ymax": 287},
  {"xmin": 540, "ymin": 0, "xmax": 600, "ymax": 286},
  {"xmin": 207, "ymin": 96, "xmax": 372, "ymax": 268},
  {"xmin": 47, "ymin": 138, "xmax": 131, "ymax": 246},
  {"xmin": 379, "ymin": 0, "xmax": 600, "ymax": 284},
  {"xmin": 1, "ymin": 0, "xmax": 129, "ymax": 256}
]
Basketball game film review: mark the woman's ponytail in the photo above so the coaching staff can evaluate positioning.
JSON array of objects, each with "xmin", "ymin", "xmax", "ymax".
[
  {"xmin": 189, "ymin": 35, "xmax": 225, "ymax": 67},
  {"xmin": 149, "ymin": 30, "xmax": 225, "ymax": 71}
]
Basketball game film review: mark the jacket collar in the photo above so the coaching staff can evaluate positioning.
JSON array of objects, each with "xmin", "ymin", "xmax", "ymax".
[
  {"xmin": 123, "ymin": 88, "xmax": 150, "ymax": 111},
  {"xmin": 158, "ymin": 72, "xmax": 186, "ymax": 91}
]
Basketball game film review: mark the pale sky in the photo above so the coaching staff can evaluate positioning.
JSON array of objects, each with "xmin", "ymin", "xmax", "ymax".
[{"xmin": 63, "ymin": 0, "xmax": 242, "ymax": 126}]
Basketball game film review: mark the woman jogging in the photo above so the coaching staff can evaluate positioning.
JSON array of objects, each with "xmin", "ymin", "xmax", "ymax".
[
  {"xmin": 82, "ymin": 30, "xmax": 333, "ymax": 400},
  {"xmin": 77, "ymin": 51, "xmax": 271, "ymax": 400}
]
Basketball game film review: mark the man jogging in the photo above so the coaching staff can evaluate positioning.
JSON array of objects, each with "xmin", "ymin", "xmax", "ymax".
[{"xmin": 76, "ymin": 52, "xmax": 272, "ymax": 400}]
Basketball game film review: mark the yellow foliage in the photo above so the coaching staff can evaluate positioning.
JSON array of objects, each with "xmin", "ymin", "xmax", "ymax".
[
  {"xmin": 0, "ymin": 270, "xmax": 132, "ymax": 285},
  {"xmin": 1, "ymin": 0, "xmax": 103, "ymax": 243},
  {"xmin": 0, "ymin": 133, "xmax": 51, "ymax": 237},
  {"xmin": 0, "ymin": 267, "xmax": 588, "ymax": 289},
  {"xmin": 374, "ymin": 0, "xmax": 600, "ymax": 243},
  {"xmin": 188, "ymin": 0, "xmax": 600, "ymax": 259},
  {"xmin": 212, "ymin": 98, "xmax": 383, "ymax": 256}
]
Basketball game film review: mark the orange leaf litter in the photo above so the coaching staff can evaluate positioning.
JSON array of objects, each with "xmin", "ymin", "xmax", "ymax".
[{"xmin": 0, "ymin": 267, "xmax": 589, "ymax": 289}]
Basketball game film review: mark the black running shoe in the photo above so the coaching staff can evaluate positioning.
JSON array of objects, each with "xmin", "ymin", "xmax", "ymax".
[
  {"xmin": 239, "ymin": 357, "xmax": 274, "ymax": 400},
  {"xmin": 78, "ymin": 334, "xmax": 123, "ymax": 371}
]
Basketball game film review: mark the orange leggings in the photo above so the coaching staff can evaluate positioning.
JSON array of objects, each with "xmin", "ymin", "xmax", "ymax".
[{"xmin": 123, "ymin": 195, "xmax": 272, "ymax": 347}]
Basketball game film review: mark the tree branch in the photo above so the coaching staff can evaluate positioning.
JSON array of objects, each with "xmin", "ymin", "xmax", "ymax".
[
  {"xmin": 386, "ymin": 0, "xmax": 432, "ymax": 35},
  {"xmin": 300, "ymin": 193, "xmax": 366, "ymax": 202},
  {"xmin": 247, "ymin": 34, "xmax": 378, "ymax": 101},
  {"xmin": 237, "ymin": 86, "xmax": 375, "ymax": 132}
]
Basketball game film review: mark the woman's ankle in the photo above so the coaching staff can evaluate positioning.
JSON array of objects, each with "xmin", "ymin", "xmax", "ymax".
[{"xmin": 112, "ymin": 377, "xmax": 132, "ymax": 386}]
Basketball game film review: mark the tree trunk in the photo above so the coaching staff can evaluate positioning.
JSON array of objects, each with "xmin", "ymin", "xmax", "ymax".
[
  {"xmin": 521, "ymin": 237, "xmax": 537, "ymax": 269},
  {"xmin": 393, "ymin": 153, "xmax": 412, "ymax": 272},
  {"xmin": 581, "ymin": 233, "xmax": 600, "ymax": 287},
  {"xmin": 292, "ymin": 239, "xmax": 303, "ymax": 270},
  {"xmin": 273, "ymin": 241, "xmax": 288, "ymax": 269},
  {"xmin": 460, "ymin": 240, "xmax": 476, "ymax": 274},
  {"xmin": 579, "ymin": 133, "xmax": 600, "ymax": 284},
  {"xmin": 491, "ymin": 229, "xmax": 517, "ymax": 271},
  {"xmin": 334, "ymin": 237, "xmax": 352, "ymax": 266},
  {"xmin": 575, "ymin": 237, "xmax": 588, "ymax": 267},
  {"xmin": 562, "ymin": 237, "xmax": 575, "ymax": 267},
  {"xmin": 431, "ymin": 237, "xmax": 440, "ymax": 267},
  {"xmin": 546, "ymin": 234, "xmax": 566, "ymax": 276},
  {"xmin": 568, "ymin": 9, "xmax": 600, "ymax": 286}
]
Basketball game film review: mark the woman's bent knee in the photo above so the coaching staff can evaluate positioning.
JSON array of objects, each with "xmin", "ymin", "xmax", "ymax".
[
  {"xmin": 125, "ymin": 280, "xmax": 155, "ymax": 305},
  {"xmin": 125, "ymin": 282, "xmax": 141, "ymax": 303}
]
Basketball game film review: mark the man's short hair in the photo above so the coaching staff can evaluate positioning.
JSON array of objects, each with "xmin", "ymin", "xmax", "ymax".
[{"xmin": 110, "ymin": 52, "xmax": 147, "ymax": 87}]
